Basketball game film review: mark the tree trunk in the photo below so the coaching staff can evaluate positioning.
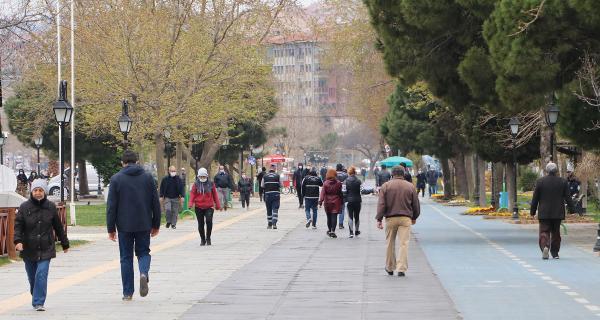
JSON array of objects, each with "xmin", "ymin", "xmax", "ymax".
[
  {"xmin": 77, "ymin": 159, "xmax": 89, "ymax": 195},
  {"xmin": 198, "ymin": 140, "xmax": 222, "ymax": 174},
  {"xmin": 155, "ymin": 133, "xmax": 165, "ymax": 179},
  {"xmin": 478, "ymin": 158, "xmax": 487, "ymax": 206},
  {"xmin": 454, "ymin": 153, "xmax": 469, "ymax": 199},
  {"xmin": 506, "ymin": 162, "xmax": 517, "ymax": 211},
  {"xmin": 558, "ymin": 152, "xmax": 568, "ymax": 178},
  {"xmin": 492, "ymin": 162, "xmax": 504, "ymax": 208},
  {"xmin": 441, "ymin": 157, "xmax": 453, "ymax": 198},
  {"xmin": 465, "ymin": 153, "xmax": 475, "ymax": 202}
]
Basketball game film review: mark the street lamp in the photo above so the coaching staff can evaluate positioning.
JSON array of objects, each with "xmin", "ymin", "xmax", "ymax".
[
  {"xmin": 192, "ymin": 133, "xmax": 202, "ymax": 171},
  {"xmin": 509, "ymin": 117, "xmax": 520, "ymax": 220},
  {"xmin": 544, "ymin": 98, "xmax": 559, "ymax": 162},
  {"xmin": 164, "ymin": 128, "xmax": 171, "ymax": 169},
  {"xmin": 34, "ymin": 136, "xmax": 43, "ymax": 175},
  {"xmin": 53, "ymin": 80, "xmax": 74, "ymax": 203},
  {"xmin": 0, "ymin": 132, "xmax": 6, "ymax": 166},
  {"xmin": 118, "ymin": 99, "xmax": 133, "ymax": 149}
]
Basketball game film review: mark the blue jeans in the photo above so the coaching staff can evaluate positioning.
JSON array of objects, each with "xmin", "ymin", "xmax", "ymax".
[
  {"xmin": 304, "ymin": 198, "xmax": 318, "ymax": 226},
  {"xmin": 265, "ymin": 193, "xmax": 280, "ymax": 225},
  {"xmin": 338, "ymin": 202, "xmax": 346, "ymax": 225},
  {"xmin": 24, "ymin": 259, "xmax": 50, "ymax": 307},
  {"xmin": 118, "ymin": 231, "xmax": 151, "ymax": 297},
  {"xmin": 429, "ymin": 184, "xmax": 437, "ymax": 196}
]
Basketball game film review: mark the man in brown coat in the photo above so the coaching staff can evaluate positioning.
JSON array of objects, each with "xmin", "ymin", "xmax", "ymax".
[{"xmin": 376, "ymin": 166, "xmax": 420, "ymax": 277}]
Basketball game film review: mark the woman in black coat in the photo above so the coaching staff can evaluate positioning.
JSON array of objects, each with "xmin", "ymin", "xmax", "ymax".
[
  {"xmin": 345, "ymin": 167, "xmax": 362, "ymax": 238},
  {"xmin": 14, "ymin": 179, "xmax": 69, "ymax": 311}
]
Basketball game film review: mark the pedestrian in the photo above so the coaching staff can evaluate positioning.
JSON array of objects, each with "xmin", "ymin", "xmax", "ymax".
[
  {"xmin": 530, "ymin": 162, "xmax": 575, "ymax": 260},
  {"xmin": 189, "ymin": 168, "xmax": 221, "ymax": 246},
  {"xmin": 426, "ymin": 165, "xmax": 438, "ymax": 197},
  {"xmin": 400, "ymin": 162, "xmax": 412, "ymax": 183},
  {"xmin": 17, "ymin": 169, "xmax": 29, "ymax": 197},
  {"xmin": 416, "ymin": 169, "xmax": 427, "ymax": 198},
  {"xmin": 159, "ymin": 166, "xmax": 185, "ymax": 229},
  {"xmin": 302, "ymin": 168, "xmax": 323, "ymax": 229},
  {"xmin": 262, "ymin": 164, "xmax": 282, "ymax": 229},
  {"xmin": 566, "ymin": 170, "xmax": 580, "ymax": 198},
  {"xmin": 320, "ymin": 165, "xmax": 327, "ymax": 182},
  {"xmin": 374, "ymin": 166, "xmax": 380, "ymax": 187},
  {"xmin": 106, "ymin": 150, "xmax": 161, "ymax": 301},
  {"xmin": 376, "ymin": 166, "xmax": 420, "ymax": 277},
  {"xmin": 377, "ymin": 164, "xmax": 391, "ymax": 187},
  {"xmin": 319, "ymin": 168, "xmax": 343, "ymax": 238},
  {"xmin": 214, "ymin": 165, "xmax": 233, "ymax": 211},
  {"xmin": 28, "ymin": 171, "xmax": 39, "ymax": 184},
  {"xmin": 238, "ymin": 172, "xmax": 253, "ymax": 210},
  {"xmin": 361, "ymin": 167, "xmax": 367, "ymax": 181},
  {"xmin": 257, "ymin": 167, "xmax": 266, "ymax": 202},
  {"xmin": 293, "ymin": 163, "xmax": 308, "ymax": 208},
  {"xmin": 14, "ymin": 179, "xmax": 69, "ymax": 311},
  {"xmin": 336, "ymin": 164, "xmax": 348, "ymax": 230},
  {"xmin": 345, "ymin": 166, "xmax": 362, "ymax": 238}
]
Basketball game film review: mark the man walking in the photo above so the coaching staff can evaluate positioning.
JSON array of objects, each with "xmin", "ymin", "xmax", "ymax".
[
  {"xmin": 160, "ymin": 166, "xmax": 185, "ymax": 229},
  {"xmin": 106, "ymin": 150, "xmax": 161, "ymax": 300},
  {"xmin": 257, "ymin": 167, "xmax": 266, "ymax": 202},
  {"xmin": 336, "ymin": 164, "xmax": 349, "ymax": 229},
  {"xmin": 294, "ymin": 163, "xmax": 308, "ymax": 208},
  {"xmin": 426, "ymin": 165, "xmax": 438, "ymax": 196},
  {"xmin": 530, "ymin": 162, "xmax": 575, "ymax": 260},
  {"xmin": 320, "ymin": 165, "xmax": 327, "ymax": 182},
  {"xmin": 377, "ymin": 164, "xmax": 391, "ymax": 189},
  {"xmin": 214, "ymin": 165, "xmax": 233, "ymax": 211},
  {"xmin": 261, "ymin": 164, "xmax": 283, "ymax": 229},
  {"xmin": 238, "ymin": 172, "xmax": 253, "ymax": 210},
  {"xmin": 376, "ymin": 166, "xmax": 420, "ymax": 277},
  {"xmin": 302, "ymin": 169, "xmax": 323, "ymax": 229}
]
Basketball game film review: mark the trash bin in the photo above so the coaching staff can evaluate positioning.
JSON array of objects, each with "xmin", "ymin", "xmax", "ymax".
[{"xmin": 499, "ymin": 192, "xmax": 509, "ymax": 209}]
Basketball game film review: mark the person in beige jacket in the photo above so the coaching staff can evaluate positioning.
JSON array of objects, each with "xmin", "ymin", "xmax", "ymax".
[{"xmin": 376, "ymin": 166, "xmax": 420, "ymax": 277}]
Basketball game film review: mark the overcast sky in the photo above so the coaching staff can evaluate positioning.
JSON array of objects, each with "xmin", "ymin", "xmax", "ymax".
[{"xmin": 298, "ymin": 0, "xmax": 319, "ymax": 7}]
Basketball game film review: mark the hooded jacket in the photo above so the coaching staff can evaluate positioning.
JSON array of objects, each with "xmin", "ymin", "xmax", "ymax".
[
  {"xmin": 106, "ymin": 164, "xmax": 161, "ymax": 233},
  {"xmin": 189, "ymin": 178, "xmax": 222, "ymax": 210}
]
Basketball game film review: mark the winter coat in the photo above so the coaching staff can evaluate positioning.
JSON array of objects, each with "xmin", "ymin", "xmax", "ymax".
[
  {"xmin": 376, "ymin": 177, "xmax": 420, "ymax": 222},
  {"xmin": 426, "ymin": 170, "xmax": 438, "ymax": 185},
  {"xmin": 345, "ymin": 175, "xmax": 362, "ymax": 203},
  {"xmin": 530, "ymin": 175, "xmax": 575, "ymax": 220},
  {"xmin": 159, "ymin": 175, "xmax": 185, "ymax": 199},
  {"xmin": 214, "ymin": 172, "xmax": 233, "ymax": 189},
  {"xmin": 238, "ymin": 177, "xmax": 253, "ymax": 195},
  {"xmin": 14, "ymin": 196, "xmax": 69, "ymax": 261},
  {"xmin": 319, "ymin": 179, "xmax": 343, "ymax": 214},
  {"xmin": 189, "ymin": 179, "xmax": 221, "ymax": 210},
  {"xmin": 257, "ymin": 171, "xmax": 266, "ymax": 189},
  {"xmin": 293, "ymin": 168, "xmax": 308, "ymax": 188},
  {"xmin": 302, "ymin": 175, "xmax": 323, "ymax": 199},
  {"xmin": 378, "ymin": 170, "xmax": 391, "ymax": 186},
  {"xmin": 106, "ymin": 164, "xmax": 162, "ymax": 233}
]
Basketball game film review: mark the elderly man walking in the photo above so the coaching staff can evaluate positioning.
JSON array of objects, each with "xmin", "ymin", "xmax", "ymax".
[
  {"xmin": 530, "ymin": 162, "xmax": 575, "ymax": 260},
  {"xmin": 376, "ymin": 166, "xmax": 420, "ymax": 277},
  {"xmin": 107, "ymin": 150, "xmax": 161, "ymax": 301},
  {"xmin": 160, "ymin": 166, "xmax": 185, "ymax": 229}
]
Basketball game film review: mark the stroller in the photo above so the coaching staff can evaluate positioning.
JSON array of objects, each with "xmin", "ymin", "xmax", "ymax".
[{"xmin": 571, "ymin": 194, "xmax": 585, "ymax": 216}]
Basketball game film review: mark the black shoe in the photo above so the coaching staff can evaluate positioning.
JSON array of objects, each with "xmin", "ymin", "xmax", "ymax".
[
  {"xmin": 553, "ymin": 255, "xmax": 560, "ymax": 259},
  {"xmin": 267, "ymin": 223, "xmax": 273, "ymax": 229},
  {"xmin": 122, "ymin": 296, "xmax": 132, "ymax": 301},
  {"xmin": 327, "ymin": 231, "xmax": 331, "ymax": 237},
  {"xmin": 140, "ymin": 274, "xmax": 149, "ymax": 297},
  {"xmin": 306, "ymin": 219, "xmax": 312, "ymax": 228},
  {"xmin": 355, "ymin": 231, "xmax": 361, "ymax": 236},
  {"xmin": 542, "ymin": 247, "xmax": 550, "ymax": 260},
  {"xmin": 200, "ymin": 239, "xmax": 206, "ymax": 246},
  {"xmin": 171, "ymin": 225, "xmax": 176, "ymax": 229},
  {"xmin": 398, "ymin": 272, "xmax": 406, "ymax": 277},
  {"xmin": 207, "ymin": 239, "xmax": 211, "ymax": 246},
  {"xmin": 273, "ymin": 224, "xmax": 278, "ymax": 230},
  {"xmin": 339, "ymin": 224, "xmax": 344, "ymax": 229},
  {"xmin": 166, "ymin": 223, "xmax": 171, "ymax": 228},
  {"xmin": 349, "ymin": 231, "xmax": 354, "ymax": 238},
  {"xmin": 385, "ymin": 269, "xmax": 393, "ymax": 276},
  {"xmin": 331, "ymin": 232, "xmax": 337, "ymax": 238}
]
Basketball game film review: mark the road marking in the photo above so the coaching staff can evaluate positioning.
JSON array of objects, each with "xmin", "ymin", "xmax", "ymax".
[{"xmin": 428, "ymin": 204, "xmax": 599, "ymax": 317}]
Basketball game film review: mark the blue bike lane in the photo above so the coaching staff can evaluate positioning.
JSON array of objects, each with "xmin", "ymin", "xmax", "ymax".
[{"xmin": 415, "ymin": 198, "xmax": 600, "ymax": 320}]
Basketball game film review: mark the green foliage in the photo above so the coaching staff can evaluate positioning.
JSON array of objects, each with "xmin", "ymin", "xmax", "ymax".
[
  {"xmin": 320, "ymin": 132, "xmax": 338, "ymax": 151},
  {"xmin": 557, "ymin": 81, "xmax": 600, "ymax": 150},
  {"xmin": 90, "ymin": 149, "xmax": 123, "ymax": 184},
  {"xmin": 519, "ymin": 168, "xmax": 538, "ymax": 192}
]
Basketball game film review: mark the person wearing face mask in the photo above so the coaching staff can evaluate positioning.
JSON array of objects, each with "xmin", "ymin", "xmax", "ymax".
[
  {"xmin": 17, "ymin": 169, "xmax": 29, "ymax": 197},
  {"xmin": 14, "ymin": 179, "xmax": 70, "ymax": 311},
  {"xmin": 238, "ymin": 172, "xmax": 253, "ymax": 210},
  {"xmin": 293, "ymin": 163, "xmax": 309, "ymax": 209},
  {"xmin": 189, "ymin": 168, "xmax": 221, "ymax": 245},
  {"xmin": 159, "ymin": 166, "xmax": 185, "ymax": 229},
  {"xmin": 214, "ymin": 165, "xmax": 234, "ymax": 211}
]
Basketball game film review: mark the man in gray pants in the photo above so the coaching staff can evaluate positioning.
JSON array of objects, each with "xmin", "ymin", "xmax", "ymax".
[{"xmin": 160, "ymin": 166, "xmax": 185, "ymax": 229}]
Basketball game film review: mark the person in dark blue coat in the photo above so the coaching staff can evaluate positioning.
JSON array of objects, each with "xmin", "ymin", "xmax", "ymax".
[{"xmin": 106, "ymin": 150, "xmax": 161, "ymax": 301}]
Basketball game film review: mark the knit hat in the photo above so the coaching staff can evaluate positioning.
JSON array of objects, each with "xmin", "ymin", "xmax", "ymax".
[
  {"xmin": 197, "ymin": 168, "xmax": 209, "ymax": 177},
  {"xmin": 31, "ymin": 179, "xmax": 48, "ymax": 194}
]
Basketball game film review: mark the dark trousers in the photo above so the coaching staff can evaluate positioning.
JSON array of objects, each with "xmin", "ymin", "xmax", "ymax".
[
  {"xmin": 265, "ymin": 193, "xmax": 280, "ymax": 225},
  {"xmin": 259, "ymin": 187, "xmax": 264, "ymax": 202},
  {"xmin": 118, "ymin": 231, "xmax": 151, "ymax": 297},
  {"xmin": 326, "ymin": 213, "xmax": 337, "ymax": 233},
  {"xmin": 296, "ymin": 186, "xmax": 303, "ymax": 206},
  {"xmin": 240, "ymin": 192, "xmax": 250, "ymax": 208},
  {"xmin": 347, "ymin": 201, "xmax": 361, "ymax": 234},
  {"xmin": 539, "ymin": 219, "xmax": 562, "ymax": 257},
  {"xmin": 195, "ymin": 208, "xmax": 214, "ymax": 242},
  {"xmin": 417, "ymin": 186, "xmax": 425, "ymax": 197}
]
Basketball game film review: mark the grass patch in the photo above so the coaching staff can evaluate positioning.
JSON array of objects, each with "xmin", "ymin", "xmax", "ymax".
[
  {"xmin": 66, "ymin": 203, "xmax": 194, "ymax": 227},
  {"xmin": 0, "ymin": 240, "xmax": 90, "ymax": 267},
  {"xmin": 0, "ymin": 257, "xmax": 11, "ymax": 267}
]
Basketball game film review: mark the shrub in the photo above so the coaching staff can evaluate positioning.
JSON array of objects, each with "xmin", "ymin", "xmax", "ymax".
[{"xmin": 519, "ymin": 169, "xmax": 538, "ymax": 192}]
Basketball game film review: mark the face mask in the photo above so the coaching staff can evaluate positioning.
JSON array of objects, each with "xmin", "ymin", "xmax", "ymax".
[
  {"xmin": 169, "ymin": 172, "xmax": 177, "ymax": 177},
  {"xmin": 200, "ymin": 177, "xmax": 207, "ymax": 182},
  {"xmin": 220, "ymin": 170, "xmax": 225, "ymax": 173},
  {"xmin": 299, "ymin": 166, "xmax": 303, "ymax": 169}
]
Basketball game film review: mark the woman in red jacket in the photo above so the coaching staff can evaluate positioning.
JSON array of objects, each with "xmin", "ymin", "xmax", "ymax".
[
  {"xmin": 189, "ymin": 168, "xmax": 221, "ymax": 246},
  {"xmin": 319, "ymin": 168, "xmax": 343, "ymax": 238}
]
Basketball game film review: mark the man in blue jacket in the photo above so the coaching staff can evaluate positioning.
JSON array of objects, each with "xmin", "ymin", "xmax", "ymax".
[{"xmin": 106, "ymin": 150, "xmax": 161, "ymax": 301}]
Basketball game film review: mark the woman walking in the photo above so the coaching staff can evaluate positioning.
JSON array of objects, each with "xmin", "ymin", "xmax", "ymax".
[
  {"xmin": 319, "ymin": 169, "xmax": 343, "ymax": 238},
  {"xmin": 17, "ymin": 169, "xmax": 29, "ymax": 197},
  {"xmin": 238, "ymin": 172, "xmax": 253, "ymax": 210},
  {"xmin": 14, "ymin": 179, "xmax": 69, "ymax": 311},
  {"xmin": 345, "ymin": 167, "xmax": 362, "ymax": 238},
  {"xmin": 189, "ymin": 168, "xmax": 221, "ymax": 246}
]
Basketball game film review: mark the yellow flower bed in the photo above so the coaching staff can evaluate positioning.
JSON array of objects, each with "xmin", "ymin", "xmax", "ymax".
[
  {"xmin": 464, "ymin": 206, "xmax": 496, "ymax": 215},
  {"xmin": 431, "ymin": 194, "xmax": 445, "ymax": 199}
]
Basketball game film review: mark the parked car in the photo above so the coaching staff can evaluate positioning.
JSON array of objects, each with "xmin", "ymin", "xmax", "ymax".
[{"xmin": 48, "ymin": 163, "xmax": 103, "ymax": 197}]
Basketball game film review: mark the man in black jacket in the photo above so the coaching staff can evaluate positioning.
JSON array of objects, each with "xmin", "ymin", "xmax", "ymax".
[
  {"xmin": 400, "ymin": 162, "xmax": 412, "ymax": 183},
  {"xmin": 106, "ymin": 150, "xmax": 161, "ymax": 300},
  {"xmin": 159, "ymin": 166, "xmax": 185, "ymax": 229},
  {"xmin": 214, "ymin": 165, "xmax": 234, "ymax": 211},
  {"xmin": 302, "ymin": 169, "xmax": 323, "ymax": 229},
  {"xmin": 530, "ymin": 162, "xmax": 575, "ymax": 260},
  {"xmin": 293, "ymin": 163, "xmax": 308, "ymax": 208},
  {"xmin": 257, "ymin": 167, "xmax": 267, "ymax": 202},
  {"xmin": 14, "ymin": 179, "xmax": 69, "ymax": 311}
]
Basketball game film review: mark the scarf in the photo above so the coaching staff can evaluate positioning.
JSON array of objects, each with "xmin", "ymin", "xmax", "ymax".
[{"xmin": 194, "ymin": 178, "xmax": 213, "ymax": 194}]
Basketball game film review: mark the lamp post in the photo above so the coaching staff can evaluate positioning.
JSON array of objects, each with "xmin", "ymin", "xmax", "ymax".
[
  {"xmin": 0, "ymin": 132, "xmax": 6, "ymax": 166},
  {"xmin": 53, "ymin": 80, "xmax": 74, "ymax": 203},
  {"xmin": 544, "ymin": 98, "xmax": 560, "ymax": 162},
  {"xmin": 509, "ymin": 117, "xmax": 520, "ymax": 220},
  {"xmin": 164, "ymin": 128, "xmax": 171, "ymax": 169},
  {"xmin": 192, "ymin": 133, "xmax": 201, "ymax": 172},
  {"xmin": 118, "ymin": 99, "xmax": 133, "ymax": 149},
  {"xmin": 34, "ymin": 136, "xmax": 43, "ymax": 175}
]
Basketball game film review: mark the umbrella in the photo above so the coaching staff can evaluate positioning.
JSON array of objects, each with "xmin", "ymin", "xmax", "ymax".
[{"xmin": 379, "ymin": 156, "xmax": 413, "ymax": 168}]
